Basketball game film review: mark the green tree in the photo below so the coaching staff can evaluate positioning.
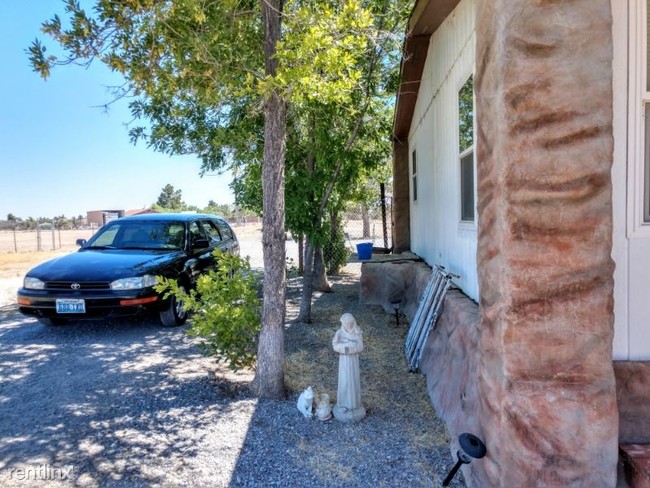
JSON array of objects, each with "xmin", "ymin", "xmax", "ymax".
[
  {"xmin": 459, "ymin": 75, "xmax": 474, "ymax": 152},
  {"xmin": 233, "ymin": 1, "xmax": 409, "ymax": 322},
  {"xmin": 155, "ymin": 184, "xmax": 185, "ymax": 211},
  {"xmin": 24, "ymin": 217, "xmax": 37, "ymax": 230},
  {"xmin": 29, "ymin": 0, "xmax": 399, "ymax": 397},
  {"xmin": 54, "ymin": 215, "xmax": 72, "ymax": 229},
  {"xmin": 204, "ymin": 201, "xmax": 233, "ymax": 219}
]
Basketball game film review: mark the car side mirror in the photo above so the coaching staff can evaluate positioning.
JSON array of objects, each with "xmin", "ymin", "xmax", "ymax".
[
  {"xmin": 76, "ymin": 239, "xmax": 87, "ymax": 247},
  {"xmin": 193, "ymin": 238, "xmax": 210, "ymax": 250}
]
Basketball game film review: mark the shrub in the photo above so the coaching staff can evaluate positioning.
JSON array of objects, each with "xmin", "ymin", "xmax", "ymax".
[{"xmin": 156, "ymin": 250, "xmax": 261, "ymax": 371}]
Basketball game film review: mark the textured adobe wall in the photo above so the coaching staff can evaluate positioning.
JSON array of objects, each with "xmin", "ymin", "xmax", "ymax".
[
  {"xmin": 359, "ymin": 260, "xmax": 431, "ymax": 319},
  {"xmin": 474, "ymin": 0, "xmax": 618, "ymax": 486}
]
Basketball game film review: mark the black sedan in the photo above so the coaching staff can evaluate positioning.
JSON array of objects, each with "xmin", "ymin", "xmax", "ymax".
[{"xmin": 17, "ymin": 213, "xmax": 239, "ymax": 326}]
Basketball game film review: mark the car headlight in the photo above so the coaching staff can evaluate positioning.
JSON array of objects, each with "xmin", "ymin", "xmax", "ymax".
[
  {"xmin": 24, "ymin": 277, "xmax": 45, "ymax": 290},
  {"xmin": 110, "ymin": 275, "xmax": 158, "ymax": 291}
]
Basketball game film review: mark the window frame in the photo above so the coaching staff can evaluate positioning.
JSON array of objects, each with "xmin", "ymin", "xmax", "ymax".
[
  {"xmin": 411, "ymin": 149, "xmax": 418, "ymax": 203},
  {"xmin": 200, "ymin": 219, "xmax": 223, "ymax": 243},
  {"xmin": 628, "ymin": 0, "xmax": 650, "ymax": 237},
  {"xmin": 458, "ymin": 74, "xmax": 476, "ymax": 225},
  {"xmin": 215, "ymin": 219, "xmax": 234, "ymax": 240},
  {"xmin": 459, "ymin": 148, "xmax": 475, "ymax": 222}
]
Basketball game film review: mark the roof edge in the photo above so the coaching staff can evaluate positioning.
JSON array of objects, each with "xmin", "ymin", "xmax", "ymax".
[{"xmin": 393, "ymin": 0, "xmax": 462, "ymax": 140}]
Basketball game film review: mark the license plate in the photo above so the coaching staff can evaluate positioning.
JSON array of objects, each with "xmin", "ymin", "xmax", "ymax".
[{"xmin": 56, "ymin": 299, "xmax": 86, "ymax": 314}]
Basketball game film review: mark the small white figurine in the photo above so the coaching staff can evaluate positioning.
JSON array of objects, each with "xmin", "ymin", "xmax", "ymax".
[
  {"xmin": 296, "ymin": 386, "xmax": 315, "ymax": 418},
  {"xmin": 314, "ymin": 393, "xmax": 332, "ymax": 421},
  {"xmin": 332, "ymin": 313, "xmax": 366, "ymax": 422}
]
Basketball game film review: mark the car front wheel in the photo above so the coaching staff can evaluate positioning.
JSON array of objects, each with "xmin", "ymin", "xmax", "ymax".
[{"xmin": 158, "ymin": 286, "xmax": 188, "ymax": 327}]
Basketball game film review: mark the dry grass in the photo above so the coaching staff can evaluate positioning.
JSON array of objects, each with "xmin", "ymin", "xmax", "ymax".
[
  {"xmin": 0, "ymin": 240, "xmax": 437, "ymax": 426},
  {"xmin": 0, "ymin": 249, "xmax": 71, "ymax": 279},
  {"xmin": 284, "ymin": 266, "xmax": 436, "ymax": 416},
  {"xmin": 0, "ymin": 241, "xmax": 453, "ymax": 484},
  {"xmin": 291, "ymin": 442, "xmax": 356, "ymax": 484},
  {"xmin": 280, "ymin": 265, "xmax": 451, "ymax": 483}
]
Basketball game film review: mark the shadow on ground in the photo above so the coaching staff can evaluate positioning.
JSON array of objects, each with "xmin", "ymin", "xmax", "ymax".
[
  {"xmin": 228, "ymin": 268, "xmax": 464, "ymax": 487},
  {"xmin": 0, "ymin": 305, "xmax": 253, "ymax": 487},
  {"xmin": 0, "ymin": 267, "xmax": 463, "ymax": 487}
]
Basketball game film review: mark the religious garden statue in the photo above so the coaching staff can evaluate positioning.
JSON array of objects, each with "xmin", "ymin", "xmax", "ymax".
[{"xmin": 332, "ymin": 313, "xmax": 366, "ymax": 422}]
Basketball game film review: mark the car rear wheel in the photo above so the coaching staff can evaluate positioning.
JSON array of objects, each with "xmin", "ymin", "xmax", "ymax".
[
  {"xmin": 159, "ymin": 286, "xmax": 188, "ymax": 327},
  {"xmin": 38, "ymin": 317, "xmax": 68, "ymax": 326}
]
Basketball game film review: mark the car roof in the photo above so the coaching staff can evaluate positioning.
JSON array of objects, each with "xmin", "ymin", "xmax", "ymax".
[{"xmin": 117, "ymin": 213, "xmax": 229, "ymax": 223}]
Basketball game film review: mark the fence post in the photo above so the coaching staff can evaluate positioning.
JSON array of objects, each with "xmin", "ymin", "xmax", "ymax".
[
  {"xmin": 362, "ymin": 204, "xmax": 370, "ymax": 238},
  {"xmin": 37, "ymin": 225, "xmax": 42, "ymax": 251},
  {"xmin": 380, "ymin": 183, "xmax": 388, "ymax": 250}
]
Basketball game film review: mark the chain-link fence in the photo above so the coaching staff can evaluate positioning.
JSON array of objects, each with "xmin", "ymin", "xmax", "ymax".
[
  {"xmin": 0, "ymin": 228, "xmax": 95, "ymax": 253},
  {"xmin": 321, "ymin": 186, "xmax": 393, "ymax": 274},
  {"xmin": 341, "ymin": 199, "xmax": 393, "ymax": 253}
]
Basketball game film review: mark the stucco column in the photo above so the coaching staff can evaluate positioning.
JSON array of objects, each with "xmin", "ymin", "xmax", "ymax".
[
  {"xmin": 474, "ymin": 1, "xmax": 618, "ymax": 486},
  {"xmin": 392, "ymin": 138, "xmax": 410, "ymax": 253}
]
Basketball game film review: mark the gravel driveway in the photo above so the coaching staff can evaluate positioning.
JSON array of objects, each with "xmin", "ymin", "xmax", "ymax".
[{"xmin": 0, "ymin": 235, "xmax": 465, "ymax": 487}]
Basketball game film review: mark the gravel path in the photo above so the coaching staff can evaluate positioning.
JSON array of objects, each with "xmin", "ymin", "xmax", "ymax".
[{"xmin": 0, "ymin": 236, "xmax": 465, "ymax": 487}]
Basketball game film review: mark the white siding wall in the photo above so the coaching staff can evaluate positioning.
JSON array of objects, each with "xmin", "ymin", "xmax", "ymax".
[
  {"xmin": 405, "ymin": 0, "xmax": 644, "ymax": 358},
  {"xmin": 408, "ymin": 0, "xmax": 478, "ymax": 300},
  {"xmin": 612, "ymin": 0, "xmax": 650, "ymax": 359}
]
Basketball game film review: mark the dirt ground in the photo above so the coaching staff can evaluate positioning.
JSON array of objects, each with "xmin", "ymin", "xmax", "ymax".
[{"xmin": 0, "ymin": 225, "xmax": 462, "ymax": 487}]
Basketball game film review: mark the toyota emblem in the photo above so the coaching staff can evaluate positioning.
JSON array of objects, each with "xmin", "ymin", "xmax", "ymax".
[{"xmin": 70, "ymin": 283, "xmax": 81, "ymax": 290}]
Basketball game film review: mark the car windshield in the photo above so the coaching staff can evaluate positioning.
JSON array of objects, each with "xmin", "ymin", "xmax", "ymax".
[{"xmin": 86, "ymin": 221, "xmax": 186, "ymax": 250}]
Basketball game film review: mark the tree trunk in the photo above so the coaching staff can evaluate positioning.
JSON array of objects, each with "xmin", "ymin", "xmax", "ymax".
[
  {"xmin": 312, "ymin": 246, "xmax": 331, "ymax": 292},
  {"xmin": 362, "ymin": 204, "xmax": 371, "ymax": 238},
  {"xmin": 297, "ymin": 235, "xmax": 304, "ymax": 275},
  {"xmin": 251, "ymin": 0, "xmax": 286, "ymax": 399},
  {"xmin": 298, "ymin": 238, "xmax": 315, "ymax": 323}
]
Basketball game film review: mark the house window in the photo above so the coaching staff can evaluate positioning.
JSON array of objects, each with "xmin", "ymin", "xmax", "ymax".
[
  {"xmin": 412, "ymin": 150, "xmax": 418, "ymax": 202},
  {"xmin": 459, "ymin": 75, "xmax": 474, "ymax": 222},
  {"xmin": 629, "ymin": 0, "xmax": 650, "ymax": 229}
]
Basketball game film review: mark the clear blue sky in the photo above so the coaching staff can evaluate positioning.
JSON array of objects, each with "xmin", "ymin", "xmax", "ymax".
[{"xmin": 0, "ymin": 2, "xmax": 234, "ymax": 220}]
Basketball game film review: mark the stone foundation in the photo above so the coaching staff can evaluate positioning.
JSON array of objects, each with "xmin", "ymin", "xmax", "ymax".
[
  {"xmin": 616, "ymin": 362, "xmax": 650, "ymax": 487},
  {"xmin": 362, "ymin": 260, "xmax": 629, "ymax": 486},
  {"xmin": 361, "ymin": 260, "xmax": 484, "ymax": 481},
  {"xmin": 359, "ymin": 259, "xmax": 432, "ymax": 320},
  {"xmin": 615, "ymin": 362, "xmax": 650, "ymax": 444},
  {"xmin": 420, "ymin": 289, "xmax": 482, "ymax": 485}
]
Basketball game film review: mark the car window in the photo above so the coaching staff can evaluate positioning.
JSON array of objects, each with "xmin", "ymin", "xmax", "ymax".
[
  {"xmin": 88, "ymin": 221, "xmax": 185, "ymax": 250},
  {"xmin": 122, "ymin": 226, "xmax": 152, "ymax": 245},
  {"xmin": 166, "ymin": 223, "xmax": 186, "ymax": 249},
  {"xmin": 92, "ymin": 225, "xmax": 119, "ymax": 247},
  {"xmin": 201, "ymin": 220, "xmax": 223, "ymax": 243},
  {"xmin": 188, "ymin": 221, "xmax": 207, "ymax": 246},
  {"xmin": 215, "ymin": 220, "xmax": 234, "ymax": 240}
]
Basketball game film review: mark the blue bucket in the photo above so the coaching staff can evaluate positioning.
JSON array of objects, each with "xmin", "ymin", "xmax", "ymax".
[{"xmin": 356, "ymin": 242, "xmax": 373, "ymax": 260}]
